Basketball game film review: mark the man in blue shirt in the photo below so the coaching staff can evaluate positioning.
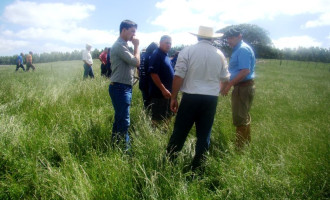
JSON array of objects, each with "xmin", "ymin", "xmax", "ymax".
[
  {"xmin": 15, "ymin": 53, "xmax": 25, "ymax": 71},
  {"xmin": 222, "ymin": 28, "xmax": 256, "ymax": 150},
  {"xmin": 148, "ymin": 35, "xmax": 174, "ymax": 125}
]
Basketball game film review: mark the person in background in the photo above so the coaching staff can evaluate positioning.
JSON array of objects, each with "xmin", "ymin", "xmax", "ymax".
[
  {"xmin": 26, "ymin": 51, "xmax": 36, "ymax": 71},
  {"xmin": 148, "ymin": 35, "xmax": 174, "ymax": 125},
  {"xmin": 221, "ymin": 27, "xmax": 256, "ymax": 150},
  {"xmin": 109, "ymin": 20, "xmax": 140, "ymax": 151},
  {"xmin": 99, "ymin": 47, "xmax": 108, "ymax": 77},
  {"xmin": 139, "ymin": 42, "xmax": 158, "ymax": 109},
  {"xmin": 106, "ymin": 48, "xmax": 112, "ymax": 78},
  {"xmin": 82, "ymin": 44, "xmax": 94, "ymax": 79},
  {"xmin": 15, "ymin": 53, "xmax": 25, "ymax": 71},
  {"xmin": 166, "ymin": 26, "xmax": 229, "ymax": 171},
  {"xmin": 171, "ymin": 51, "xmax": 179, "ymax": 68}
]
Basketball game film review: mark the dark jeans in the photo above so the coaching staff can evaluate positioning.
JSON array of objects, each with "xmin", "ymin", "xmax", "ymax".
[
  {"xmin": 83, "ymin": 63, "xmax": 94, "ymax": 79},
  {"xmin": 101, "ymin": 63, "xmax": 112, "ymax": 78},
  {"xmin": 109, "ymin": 82, "xmax": 132, "ymax": 150},
  {"xmin": 150, "ymin": 97, "xmax": 172, "ymax": 121},
  {"xmin": 16, "ymin": 64, "xmax": 25, "ymax": 71},
  {"xmin": 166, "ymin": 93, "xmax": 218, "ymax": 169},
  {"xmin": 140, "ymin": 89, "xmax": 150, "ymax": 109}
]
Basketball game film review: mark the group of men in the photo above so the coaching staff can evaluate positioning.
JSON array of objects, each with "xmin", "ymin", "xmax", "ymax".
[
  {"xmin": 103, "ymin": 19, "xmax": 256, "ymax": 171},
  {"xmin": 15, "ymin": 51, "xmax": 36, "ymax": 72},
  {"xmin": 82, "ymin": 44, "xmax": 112, "ymax": 79}
]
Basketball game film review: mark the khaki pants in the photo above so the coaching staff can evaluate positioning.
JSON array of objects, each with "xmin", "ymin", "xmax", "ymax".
[{"xmin": 231, "ymin": 84, "xmax": 255, "ymax": 126}]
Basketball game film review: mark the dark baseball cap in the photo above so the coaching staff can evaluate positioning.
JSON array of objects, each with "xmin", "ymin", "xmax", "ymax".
[{"xmin": 223, "ymin": 28, "xmax": 241, "ymax": 38}]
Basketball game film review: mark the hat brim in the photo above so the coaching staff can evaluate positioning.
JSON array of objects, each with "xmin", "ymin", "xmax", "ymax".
[{"xmin": 190, "ymin": 32, "xmax": 224, "ymax": 38}]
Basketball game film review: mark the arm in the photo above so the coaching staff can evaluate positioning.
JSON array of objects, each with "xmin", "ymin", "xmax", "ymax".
[
  {"xmin": 170, "ymin": 75, "xmax": 184, "ymax": 113},
  {"xmin": 150, "ymin": 73, "xmax": 171, "ymax": 99},
  {"xmin": 222, "ymin": 69, "xmax": 250, "ymax": 95},
  {"xmin": 132, "ymin": 37, "xmax": 140, "ymax": 67}
]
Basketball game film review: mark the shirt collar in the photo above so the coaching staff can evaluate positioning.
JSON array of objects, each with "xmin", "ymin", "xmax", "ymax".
[
  {"xmin": 157, "ymin": 48, "xmax": 168, "ymax": 56},
  {"xmin": 198, "ymin": 40, "xmax": 213, "ymax": 45},
  {"xmin": 233, "ymin": 40, "xmax": 243, "ymax": 51},
  {"xmin": 117, "ymin": 37, "xmax": 128, "ymax": 47}
]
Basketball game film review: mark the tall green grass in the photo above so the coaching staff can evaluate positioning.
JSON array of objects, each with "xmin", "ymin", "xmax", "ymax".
[{"xmin": 0, "ymin": 60, "xmax": 329, "ymax": 199}]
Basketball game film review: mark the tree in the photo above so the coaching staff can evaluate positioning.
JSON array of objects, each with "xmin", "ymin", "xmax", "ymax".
[{"xmin": 215, "ymin": 24, "xmax": 274, "ymax": 58}]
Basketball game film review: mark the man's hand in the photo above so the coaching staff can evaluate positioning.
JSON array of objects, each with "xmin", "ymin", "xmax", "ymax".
[
  {"xmin": 132, "ymin": 37, "xmax": 139, "ymax": 47},
  {"xmin": 161, "ymin": 88, "xmax": 171, "ymax": 99},
  {"xmin": 170, "ymin": 98, "xmax": 178, "ymax": 113},
  {"xmin": 221, "ymin": 84, "xmax": 232, "ymax": 96}
]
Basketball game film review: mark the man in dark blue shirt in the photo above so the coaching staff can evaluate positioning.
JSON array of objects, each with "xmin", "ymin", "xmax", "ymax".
[
  {"xmin": 148, "ymin": 35, "xmax": 174, "ymax": 124},
  {"xmin": 139, "ymin": 42, "xmax": 158, "ymax": 108}
]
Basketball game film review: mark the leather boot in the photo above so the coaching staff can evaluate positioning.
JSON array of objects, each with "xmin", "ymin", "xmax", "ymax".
[{"xmin": 235, "ymin": 124, "xmax": 251, "ymax": 150}]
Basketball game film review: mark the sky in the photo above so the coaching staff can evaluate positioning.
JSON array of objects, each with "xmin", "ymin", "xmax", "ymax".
[{"xmin": 0, "ymin": 0, "xmax": 329, "ymax": 56}]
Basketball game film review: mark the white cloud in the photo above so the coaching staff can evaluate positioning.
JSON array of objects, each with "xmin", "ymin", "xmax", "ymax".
[
  {"xmin": 10, "ymin": 27, "xmax": 117, "ymax": 46},
  {"xmin": 3, "ymin": 1, "xmax": 95, "ymax": 29},
  {"xmin": 152, "ymin": 0, "xmax": 330, "ymax": 30},
  {"xmin": 0, "ymin": 37, "xmax": 29, "ymax": 54},
  {"xmin": 303, "ymin": 13, "xmax": 330, "ymax": 28},
  {"xmin": 272, "ymin": 36, "xmax": 322, "ymax": 49}
]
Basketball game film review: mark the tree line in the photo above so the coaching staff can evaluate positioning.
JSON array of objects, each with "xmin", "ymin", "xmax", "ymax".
[{"xmin": 0, "ymin": 23, "xmax": 329, "ymax": 65}]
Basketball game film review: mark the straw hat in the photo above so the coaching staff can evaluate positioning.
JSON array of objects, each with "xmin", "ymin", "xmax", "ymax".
[{"xmin": 190, "ymin": 26, "xmax": 223, "ymax": 38}]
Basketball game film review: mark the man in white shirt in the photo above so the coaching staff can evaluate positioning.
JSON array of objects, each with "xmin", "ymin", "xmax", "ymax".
[
  {"xmin": 166, "ymin": 26, "xmax": 230, "ymax": 171},
  {"xmin": 82, "ymin": 43, "xmax": 94, "ymax": 79}
]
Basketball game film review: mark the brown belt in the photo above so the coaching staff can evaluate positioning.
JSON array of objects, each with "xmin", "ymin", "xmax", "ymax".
[{"xmin": 235, "ymin": 79, "xmax": 254, "ymax": 87}]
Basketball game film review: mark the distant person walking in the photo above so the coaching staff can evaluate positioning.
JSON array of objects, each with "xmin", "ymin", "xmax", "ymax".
[
  {"xmin": 166, "ymin": 26, "xmax": 230, "ymax": 171},
  {"xmin": 15, "ymin": 53, "xmax": 25, "ymax": 71},
  {"xmin": 99, "ymin": 47, "xmax": 108, "ymax": 77},
  {"xmin": 148, "ymin": 35, "xmax": 174, "ymax": 125},
  {"xmin": 82, "ymin": 44, "xmax": 94, "ymax": 79},
  {"xmin": 221, "ymin": 27, "xmax": 256, "ymax": 150},
  {"xmin": 109, "ymin": 20, "xmax": 140, "ymax": 151},
  {"xmin": 26, "ymin": 51, "xmax": 35, "ymax": 71},
  {"xmin": 139, "ymin": 42, "xmax": 158, "ymax": 108}
]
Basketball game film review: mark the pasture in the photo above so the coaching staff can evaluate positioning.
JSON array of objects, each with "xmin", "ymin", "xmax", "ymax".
[{"xmin": 0, "ymin": 59, "xmax": 329, "ymax": 199}]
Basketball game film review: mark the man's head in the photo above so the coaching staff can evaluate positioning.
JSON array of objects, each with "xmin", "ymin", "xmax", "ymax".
[
  {"xmin": 86, "ymin": 44, "xmax": 92, "ymax": 50},
  {"xmin": 29, "ymin": 51, "xmax": 33, "ymax": 55},
  {"xmin": 159, "ymin": 35, "xmax": 172, "ymax": 53},
  {"xmin": 120, "ymin": 20, "xmax": 138, "ymax": 41},
  {"xmin": 223, "ymin": 28, "xmax": 242, "ymax": 48},
  {"xmin": 20, "ymin": 53, "xmax": 24, "ymax": 56},
  {"xmin": 103, "ymin": 47, "xmax": 108, "ymax": 52}
]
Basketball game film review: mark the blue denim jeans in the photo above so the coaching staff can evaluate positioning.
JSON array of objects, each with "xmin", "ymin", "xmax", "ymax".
[
  {"xmin": 109, "ymin": 82, "xmax": 132, "ymax": 150},
  {"xmin": 83, "ymin": 63, "xmax": 94, "ymax": 79},
  {"xmin": 166, "ymin": 93, "xmax": 218, "ymax": 169}
]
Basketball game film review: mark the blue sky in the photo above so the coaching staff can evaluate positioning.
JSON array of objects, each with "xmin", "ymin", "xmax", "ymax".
[{"xmin": 0, "ymin": 0, "xmax": 329, "ymax": 56}]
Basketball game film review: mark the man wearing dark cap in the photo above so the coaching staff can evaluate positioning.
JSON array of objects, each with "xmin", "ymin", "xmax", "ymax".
[{"xmin": 222, "ymin": 28, "xmax": 256, "ymax": 150}]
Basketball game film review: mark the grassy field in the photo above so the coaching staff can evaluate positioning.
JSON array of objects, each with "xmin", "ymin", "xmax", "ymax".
[{"xmin": 0, "ymin": 59, "xmax": 329, "ymax": 199}]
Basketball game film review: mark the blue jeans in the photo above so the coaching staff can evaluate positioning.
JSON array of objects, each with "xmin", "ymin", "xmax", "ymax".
[
  {"xmin": 109, "ymin": 82, "xmax": 132, "ymax": 150},
  {"xmin": 166, "ymin": 93, "xmax": 218, "ymax": 169},
  {"xmin": 83, "ymin": 63, "xmax": 94, "ymax": 79}
]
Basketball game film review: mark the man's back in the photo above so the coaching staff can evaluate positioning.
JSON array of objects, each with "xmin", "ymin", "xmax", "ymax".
[
  {"xmin": 175, "ymin": 40, "xmax": 229, "ymax": 96},
  {"xmin": 26, "ymin": 54, "xmax": 32, "ymax": 63}
]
